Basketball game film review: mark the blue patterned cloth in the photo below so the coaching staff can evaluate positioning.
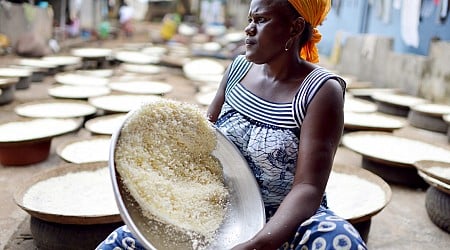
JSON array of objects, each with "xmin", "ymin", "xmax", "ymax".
[
  {"xmin": 279, "ymin": 207, "xmax": 368, "ymax": 250},
  {"xmin": 96, "ymin": 225, "xmax": 146, "ymax": 250}
]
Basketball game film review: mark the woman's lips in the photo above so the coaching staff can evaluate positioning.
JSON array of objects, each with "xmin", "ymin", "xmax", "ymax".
[{"xmin": 245, "ymin": 39, "xmax": 256, "ymax": 46}]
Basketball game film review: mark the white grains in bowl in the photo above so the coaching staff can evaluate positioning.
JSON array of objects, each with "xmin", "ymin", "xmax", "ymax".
[
  {"xmin": 344, "ymin": 96, "xmax": 377, "ymax": 113},
  {"xmin": 120, "ymin": 64, "xmax": 162, "ymax": 74},
  {"xmin": 22, "ymin": 167, "xmax": 119, "ymax": 216},
  {"xmin": 344, "ymin": 112, "xmax": 405, "ymax": 129},
  {"xmin": 443, "ymin": 114, "xmax": 450, "ymax": 123},
  {"xmin": 115, "ymin": 99, "xmax": 229, "ymax": 244},
  {"xmin": 48, "ymin": 85, "xmax": 111, "ymax": 99},
  {"xmin": 342, "ymin": 133, "xmax": 450, "ymax": 164},
  {"xmin": 15, "ymin": 102, "xmax": 96, "ymax": 118},
  {"xmin": 85, "ymin": 114, "xmax": 127, "ymax": 135},
  {"xmin": 0, "ymin": 118, "xmax": 80, "ymax": 142},
  {"xmin": 89, "ymin": 94, "xmax": 162, "ymax": 113},
  {"xmin": 411, "ymin": 103, "xmax": 450, "ymax": 116},
  {"xmin": 326, "ymin": 171, "xmax": 386, "ymax": 220},
  {"xmin": 427, "ymin": 166, "xmax": 450, "ymax": 180},
  {"xmin": 371, "ymin": 93, "xmax": 428, "ymax": 107},
  {"xmin": 59, "ymin": 137, "xmax": 111, "ymax": 163},
  {"xmin": 108, "ymin": 81, "xmax": 173, "ymax": 95},
  {"xmin": 54, "ymin": 73, "xmax": 109, "ymax": 86}
]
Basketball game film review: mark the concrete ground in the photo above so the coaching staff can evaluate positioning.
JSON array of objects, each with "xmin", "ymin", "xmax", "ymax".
[{"xmin": 1, "ymin": 22, "xmax": 449, "ymax": 250}]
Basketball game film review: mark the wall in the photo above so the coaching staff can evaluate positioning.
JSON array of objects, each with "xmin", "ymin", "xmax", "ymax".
[
  {"xmin": 420, "ymin": 41, "xmax": 450, "ymax": 103},
  {"xmin": 333, "ymin": 35, "xmax": 450, "ymax": 104},
  {"xmin": 365, "ymin": 1, "xmax": 450, "ymax": 56},
  {"xmin": 319, "ymin": 0, "xmax": 450, "ymax": 57},
  {"xmin": 316, "ymin": 0, "xmax": 450, "ymax": 104},
  {"xmin": 0, "ymin": 2, "xmax": 53, "ymax": 47},
  {"xmin": 228, "ymin": 1, "xmax": 449, "ymax": 58}
]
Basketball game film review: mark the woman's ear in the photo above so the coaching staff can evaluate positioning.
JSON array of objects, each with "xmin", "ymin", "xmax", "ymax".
[{"xmin": 290, "ymin": 17, "xmax": 306, "ymax": 37}]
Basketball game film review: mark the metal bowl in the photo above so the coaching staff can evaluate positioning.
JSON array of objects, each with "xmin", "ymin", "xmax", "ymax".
[{"xmin": 109, "ymin": 105, "xmax": 265, "ymax": 250}]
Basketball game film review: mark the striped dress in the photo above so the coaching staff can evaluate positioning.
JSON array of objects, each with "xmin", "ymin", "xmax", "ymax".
[{"xmin": 215, "ymin": 55, "xmax": 368, "ymax": 250}]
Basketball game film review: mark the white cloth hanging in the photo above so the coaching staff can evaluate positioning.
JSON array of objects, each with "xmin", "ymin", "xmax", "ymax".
[
  {"xmin": 393, "ymin": 0, "xmax": 401, "ymax": 10},
  {"xmin": 421, "ymin": 0, "xmax": 436, "ymax": 19},
  {"xmin": 382, "ymin": 0, "xmax": 392, "ymax": 23},
  {"xmin": 200, "ymin": 0, "xmax": 225, "ymax": 25},
  {"xmin": 440, "ymin": 0, "xmax": 449, "ymax": 19},
  {"xmin": 400, "ymin": 0, "xmax": 421, "ymax": 48},
  {"xmin": 369, "ymin": 0, "xmax": 384, "ymax": 18}
]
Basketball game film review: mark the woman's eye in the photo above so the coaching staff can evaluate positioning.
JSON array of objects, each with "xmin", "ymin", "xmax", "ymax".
[
  {"xmin": 256, "ymin": 17, "xmax": 266, "ymax": 23},
  {"xmin": 248, "ymin": 17, "xmax": 267, "ymax": 24}
]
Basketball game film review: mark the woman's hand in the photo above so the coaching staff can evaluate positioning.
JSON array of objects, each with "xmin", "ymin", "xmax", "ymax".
[
  {"xmin": 231, "ymin": 236, "xmax": 279, "ymax": 250},
  {"xmin": 231, "ymin": 242, "xmax": 250, "ymax": 250},
  {"xmin": 231, "ymin": 240, "xmax": 259, "ymax": 250}
]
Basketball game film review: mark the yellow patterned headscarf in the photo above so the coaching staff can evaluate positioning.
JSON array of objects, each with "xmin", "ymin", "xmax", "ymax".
[{"xmin": 287, "ymin": 0, "xmax": 331, "ymax": 63}]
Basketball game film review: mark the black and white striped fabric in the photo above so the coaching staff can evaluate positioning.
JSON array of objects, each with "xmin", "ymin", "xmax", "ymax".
[
  {"xmin": 217, "ymin": 54, "xmax": 345, "ymax": 207},
  {"xmin": 224, "ymin": 55, "xmax": 345, "ymax": 129}
]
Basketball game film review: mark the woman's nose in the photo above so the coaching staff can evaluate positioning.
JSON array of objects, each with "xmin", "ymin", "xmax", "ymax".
[{"xmin": 244, "ymin": 23, "xmax": 256, "ymax": 36}]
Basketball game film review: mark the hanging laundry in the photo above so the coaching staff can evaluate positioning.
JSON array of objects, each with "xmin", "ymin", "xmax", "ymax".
[
  {"xmin": 438, "ymin": 0, "xmax": 449, "ymax": 23},
  {"xmin": 393, "ymin": 0, "xmax": 402, "ymax": 10},
  {"xmin": 401, "ymin": 0, "xmax": 421, "ymax": 48},
  {"xmin": 382, "ymin": 0, "xmax": 392, "ymax": 23},
  {"xmin": 421, "ymin": 0, "xmax": 436, "ymax": 19},
  {"xmin": 200, "ymin": 0, "xmax": 225, "ymax": 26},
  {"xmin": 332, "ymin": 0, "xmax": 342, "ymax": 16},
  {"xmin": 369, "ymin": 0, "xmax": 384, "ymax": 18}
]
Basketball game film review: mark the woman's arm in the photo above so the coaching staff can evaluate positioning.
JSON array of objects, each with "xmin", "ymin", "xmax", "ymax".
[
  {"xmin": 232, "ymin": 78, "xmax": 345, "ymax": 250},
  {"xmin": 206, "ymin": 65, "xmax": 231, "ymax": 123}
]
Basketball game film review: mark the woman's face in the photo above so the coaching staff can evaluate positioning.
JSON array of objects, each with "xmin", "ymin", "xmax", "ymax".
[{"xmin": 244, "ymin": 0, "xmax": 294, "ymax": 64}]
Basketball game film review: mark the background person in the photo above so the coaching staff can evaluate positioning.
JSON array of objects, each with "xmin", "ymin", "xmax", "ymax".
[{"xmin": 119, "ymin": 1, "xmax": 134, "ymax": 37}]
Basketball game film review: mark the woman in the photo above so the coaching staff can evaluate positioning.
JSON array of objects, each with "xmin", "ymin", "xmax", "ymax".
[
  {"xmin": 119, "ymin": 2, "xmax": 134, "ymax": 37},
  {"xmin": 207, "ymin": 0, "xmax": 367, "ymax": 249},
  {"xmin": 97, "ymin": 0, "xmax": 367, "ymax": 249}
]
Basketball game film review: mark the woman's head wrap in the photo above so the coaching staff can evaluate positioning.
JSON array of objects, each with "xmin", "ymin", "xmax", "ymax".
[{"xmin": 287, "ymin": 0, "xmax": 331, "ymax": 63}]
